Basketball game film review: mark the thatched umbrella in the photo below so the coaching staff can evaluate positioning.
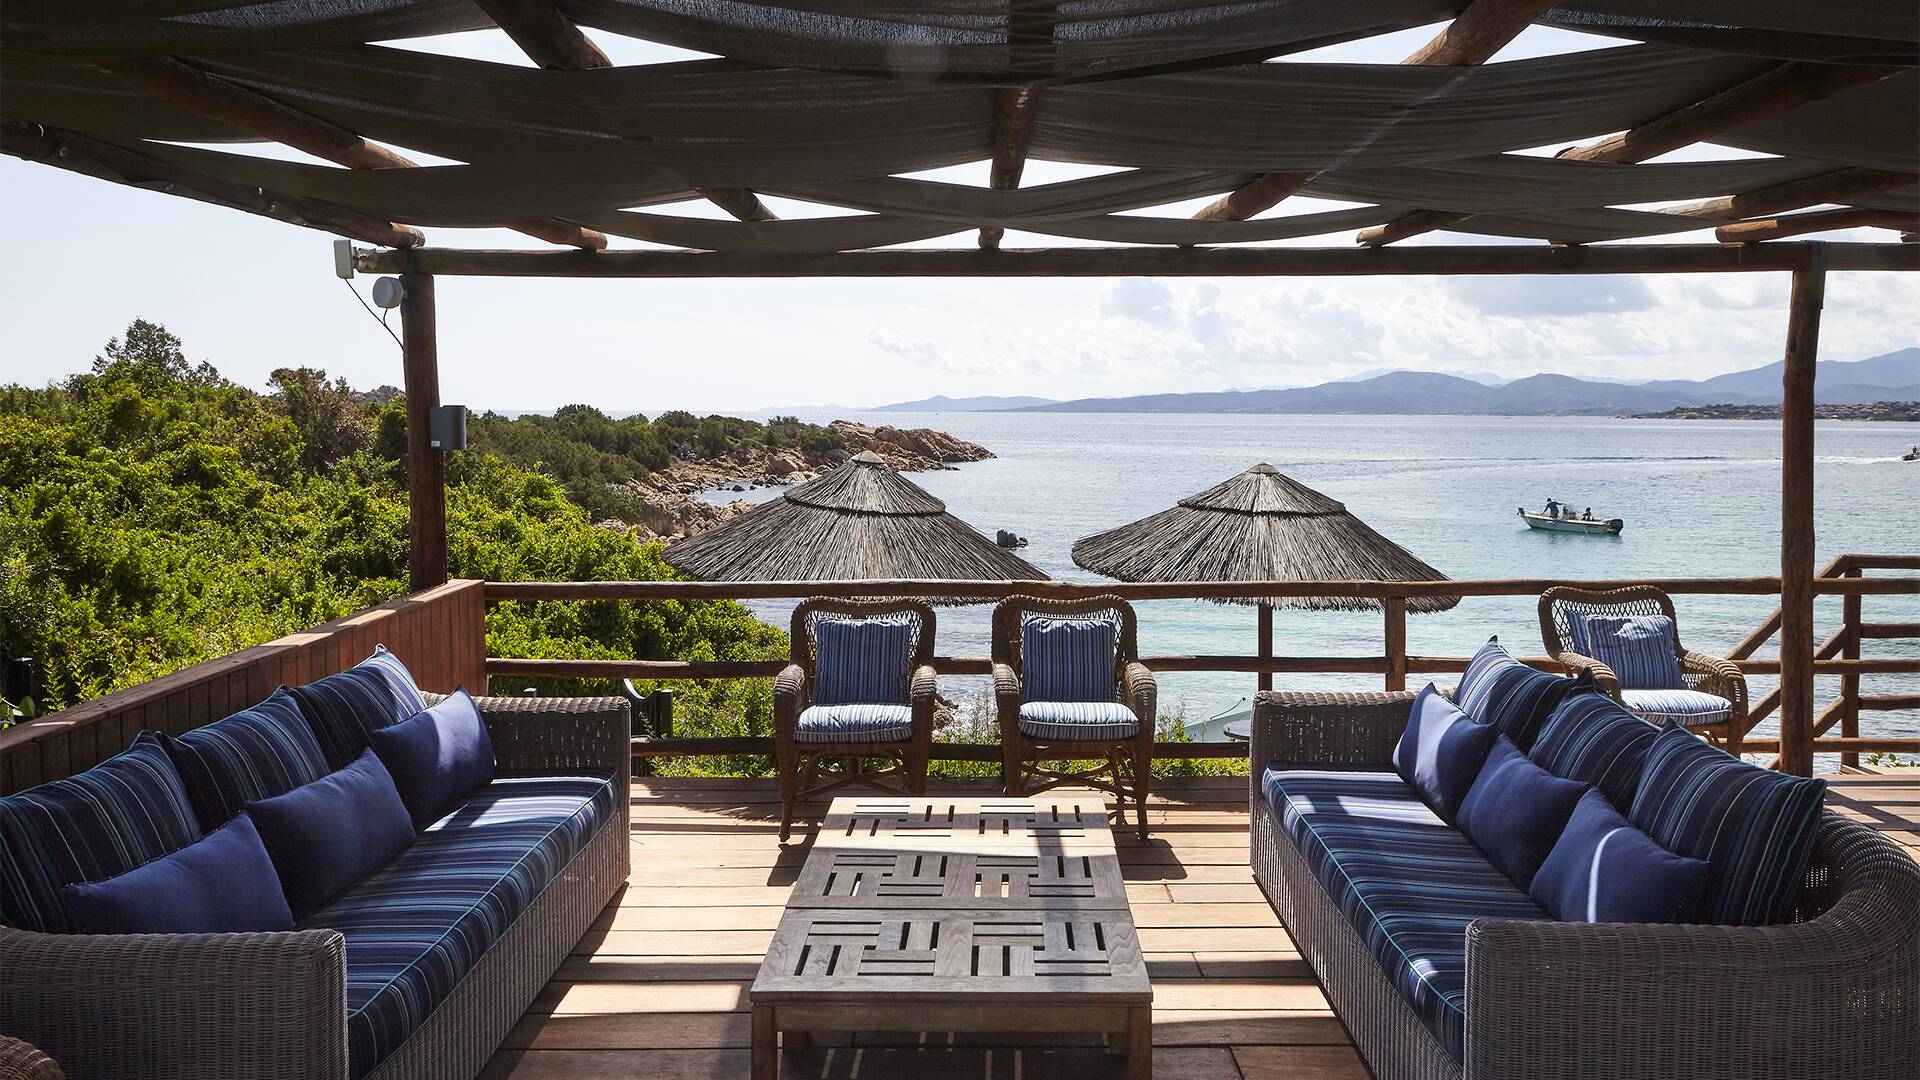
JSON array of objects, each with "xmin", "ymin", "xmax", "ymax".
[
  {"xmin": 1071, "ymin": 464, "xmax": 1455, "ymax": 689},
  {"xmin": 664, "ymin": 451, "xmax": 1045, "ymax": 589}
]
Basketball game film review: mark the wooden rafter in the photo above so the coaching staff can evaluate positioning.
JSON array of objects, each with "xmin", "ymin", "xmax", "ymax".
[
  {"xmin": 1658, "ymin": 167, "xmax": 1916, "ymax": 221},
  {"xmin": 91, "ymin": 56, "xmax": 606, "ymax": 249},
  {"xmin": 1, "ymin": 120, "xmax": 423, "ymax": 248},
  {"xmin": 1193, "ymin": 0, "xmax": 1557, "ymax": 223},
  {"xmin": 1717, "ymin": 206, "xmax": 1920, "ymax": 243},
  {"xmin": 1357, "ymin": 62, "xmax": 1904, "ymax": 246},
  {"xmin": 475, "ymin": 0, "xmax": 776, "ymax": 224},
  {"xmin": 979, "ymin": 88, "xmax": 1038, "ymax": 250}
]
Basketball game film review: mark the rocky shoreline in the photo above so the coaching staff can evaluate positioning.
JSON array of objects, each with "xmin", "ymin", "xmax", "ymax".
[
  {"xmin": 1621, "ymin": 401, "xmax": 1920, "ymax": 421},
  {"xmin": 614, "ymin": 420, "xmax": 993, "ymax": 539}
]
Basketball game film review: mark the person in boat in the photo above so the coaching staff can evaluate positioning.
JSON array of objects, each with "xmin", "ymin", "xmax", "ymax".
[
  {"xmin": 1583, "ymin": 507, "xmax": 1593, "ymax": 520},
  {"xmin": 1543, "ymin": 497, "xmax": 1561, "ymax": 518}
]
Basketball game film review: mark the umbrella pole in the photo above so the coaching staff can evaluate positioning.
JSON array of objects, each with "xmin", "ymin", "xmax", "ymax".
[{"xmin": 1257, "ymin": 602, "xmax": 1274, "ymax": 692}]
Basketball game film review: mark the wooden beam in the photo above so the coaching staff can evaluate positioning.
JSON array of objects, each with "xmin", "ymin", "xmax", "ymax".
[
  {"xmin": 472, "ymin": 0, "xmax": 611, "ymax": 69},
  {"xmin": 1659, "ymin": 168, "xmax": 1917, "ymax": 222},
  {"xmin": 1, "ymin": 120, "xmax": 423, "ymax": 248},
  {"xmin": 90, "ymin": 56, "xmax": 605, "ymax": 250},
  {"xmin": 980, "ymin": 87, "xmax": 1038, "ymax": 250},
  {"xmin": 1717, "ymin": 206, "xmax": 1919, "ymax": 243},
  {"xmin": 694, "ymin": 187, "xmax": 777, "ymax": 223},
  {"xmin": 400, "ymin": 268, "xmax": 449, "ymax": 592},
  {"xmin": 1383, "ymin": 597, "xmax": 1408, "ymax": 692},
  {"xmin": 1358, "ymin": 62, "xmax": 1904, "ymax": 246},
  {"xmin": 1778, "ymin": 245, "xmax": 1826, "ymax": 776},
  {"xmin": 356, "ymin": 240, "xmax": 1920, "ymax": 277},
  {"xmin": 1194, "ymin": 0, "xmax": 1556, "ymax": 222}
]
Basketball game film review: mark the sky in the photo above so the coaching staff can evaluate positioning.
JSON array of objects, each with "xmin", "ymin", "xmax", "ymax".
[{"xmin": 3, "ymin": 24, "xmax": 1916, "ymax": 412}]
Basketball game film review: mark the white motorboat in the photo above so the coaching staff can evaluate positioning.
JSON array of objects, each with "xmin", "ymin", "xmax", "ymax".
[{"xmin": 1519, "ymin": 507, "xmax": 1623, "ymax": 534}]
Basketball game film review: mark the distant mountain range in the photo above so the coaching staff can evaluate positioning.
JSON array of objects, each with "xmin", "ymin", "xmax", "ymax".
[
  {"xmin": 873, "ymin": 394, "xmax": 1061, "ymax": 411},
  {"xmin": 1015, "ymin": 348, "xmax": 1919, "ymax": 417}
]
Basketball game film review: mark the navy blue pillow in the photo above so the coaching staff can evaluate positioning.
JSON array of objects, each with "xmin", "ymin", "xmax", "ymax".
[
  {"xmin": 63, "ymin": 813, "xmax": 294, "ymax": 934},
  {"xmin": 1630, "ymin": 727, "xmax": 1827, "ymax": 925},
  {"xmin": 0, "ymin": 732, "xmax": 202, "ymax": 933},
  {"xmin": 161, "ymin": 687, "xmax": 331, "ymax": 831},
  {"xmin": 1457, "ymin": 737, "xmax": 1590, "ymax": 891},
  {"xmin": 1393, "ymin": 683, "xmax": 1497, "ymax": 824},
  {"xmin": 362, "ymin": 644, "xmax": 430, "ymax": 716},
  {"xmin": 244, "ymin": 747, "xmax": 415, "ymax": 917},
  {"xmin": 1458, "ymin": 643, "xmax": 1591, "ymax": 752},
  {"xmin": 1528, "ymin": 691, "xmax": 1661, "ymax": 811},
  {"xmin": 290, "ymin": 659, "xmax": 420, "ymax": 771},
  {"xmin": 1531, "ymin": 789, "xmax": 1709, "ymax": 924},
  {"xmin": 370, "ymin": 688, "xmax": 496, "ymax": 830}
]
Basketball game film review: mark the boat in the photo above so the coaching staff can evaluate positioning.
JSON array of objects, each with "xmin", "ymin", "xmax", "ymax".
[
  {"xmin": 1903, "ymin": 445, "xmax": 1919, "ymax": 462},
  {"xmin": 1518, "ymin": 507, "xmax": 1624, "ymax": 534}
]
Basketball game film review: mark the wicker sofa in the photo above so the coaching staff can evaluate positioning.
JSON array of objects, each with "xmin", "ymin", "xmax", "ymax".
[
  {"xmin": 1249, "ymin": 689, "xmax": 1920, "ymax": 1080},
  {"xmin": 0, "ymin": 693, "xmax": 631, "ymax": 1080}
]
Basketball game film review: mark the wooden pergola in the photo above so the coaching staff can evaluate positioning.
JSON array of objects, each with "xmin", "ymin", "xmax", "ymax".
[{"xmin": 5, "ymin": 0, "xmax": 1917, "ymax": 776}]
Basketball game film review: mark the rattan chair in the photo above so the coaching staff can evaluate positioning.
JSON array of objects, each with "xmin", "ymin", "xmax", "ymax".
[
  {"xmin": 992, "ymin": 595, "xmax": 1157, "ymax": 839},
  {"xmin": 773, "ymin": 599, "xmax": 937, "ymax": 841},
  {"xmin": 0, "ymin": 1037, "xmax": 64, "ymax": 1080},
  {"xmin": 1540, "ymin": 585, "xmax": 1748, "ymax": 754}
]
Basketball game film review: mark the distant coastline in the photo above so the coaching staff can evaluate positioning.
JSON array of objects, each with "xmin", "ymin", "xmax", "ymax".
[{"xmin": 1622, "ymin": 401, "xmax": 1920, "ymax": 421}]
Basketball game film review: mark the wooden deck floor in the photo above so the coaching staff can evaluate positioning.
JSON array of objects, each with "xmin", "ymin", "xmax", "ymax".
[{"xmin": 481, "ymin": 772, "xmax": 1920, "ymax": 1080}]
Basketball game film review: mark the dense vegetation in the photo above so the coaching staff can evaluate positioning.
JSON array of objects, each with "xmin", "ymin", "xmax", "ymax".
[{"xmin": 0, "ymin": 320, "xmax": 783, "ymax": 771}]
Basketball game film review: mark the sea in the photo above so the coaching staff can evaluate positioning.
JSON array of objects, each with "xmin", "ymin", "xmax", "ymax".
[{"xmin": 712, "ymin": 412, "xmax": 1920, "ymax": 758}]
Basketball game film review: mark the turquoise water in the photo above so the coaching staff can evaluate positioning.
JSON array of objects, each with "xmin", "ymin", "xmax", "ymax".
[{"xmin": 745, "ymin": 412, "xmax": 1920, "ymax": 754}]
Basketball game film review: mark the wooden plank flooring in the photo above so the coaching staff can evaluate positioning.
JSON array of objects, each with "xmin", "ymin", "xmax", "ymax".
[{"xmin": 484, "ymin": 772, "xmax": 1920, "ymax": 1080}]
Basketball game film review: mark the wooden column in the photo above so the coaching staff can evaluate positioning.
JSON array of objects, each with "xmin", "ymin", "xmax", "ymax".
[
  {"xmin": 1384, "ymin": 598, "xmax": 1408, "ymax": 692},
  {"xmin": 1257, "ymin": 603, "xmax": 1274, "ymax": 692},
  {"xmin": 1778, "ymin": 245, "xmax": 1827, "ymax": 776},
  {"xmin": 401, "ymin": 268, "xmax": 448, "ymax": 592}
]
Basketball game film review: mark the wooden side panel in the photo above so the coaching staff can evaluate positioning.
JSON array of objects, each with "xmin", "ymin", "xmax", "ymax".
[{"xmin": 0, "ymin": 580, "xmax": 488, "ymax": 793}]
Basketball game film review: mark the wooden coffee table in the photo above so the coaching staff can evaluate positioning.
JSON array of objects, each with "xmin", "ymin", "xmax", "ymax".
[{"xmin": 749, "ymin": 796, "xmax": 1153, "ymax": 1078}]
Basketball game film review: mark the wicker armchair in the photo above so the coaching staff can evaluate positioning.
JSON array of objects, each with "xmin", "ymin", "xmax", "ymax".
[
  {"xmin": 1539, "ymin": 585, "xmax": 1748, "ymax": 754},
  {"xmin": 0, "ymin": 1037, "xmax": 65, "ymax": 1080},
  {"xmin": 773, "ymin": 599, "xmax": 938, "ymax": 842},
  {"xmin": 992, "ymin": 595, "xmax": 1157, "ymax": 839}
]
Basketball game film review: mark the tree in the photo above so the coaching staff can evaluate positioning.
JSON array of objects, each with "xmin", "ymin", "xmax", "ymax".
[{"xmin": 270, "ymin": 366, "xmax": 371, "ymax": 471}]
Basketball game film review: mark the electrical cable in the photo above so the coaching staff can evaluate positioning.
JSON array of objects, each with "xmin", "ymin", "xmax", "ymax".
[{"xmin": 344, "ymin": 278, "xmax": 404, "ymax": 351}]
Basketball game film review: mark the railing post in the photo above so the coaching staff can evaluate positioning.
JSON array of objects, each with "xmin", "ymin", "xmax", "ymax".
[
  {"xmin": 1841, "ymin": 565, "xmax": 1862, "ymax": 769},
  {"xmin": 401, "ymin": 263, "xmax": 448, "ymax": 592},
  {"xmin": 1384, "ymin": 597, "xmax": 1407, "ymax": 692},
  {"xmin": 1778, "ymin": 244, "xmax": 1826, "ymax": 777},
  {"xmin": 1256, "ymin": 602, "xmax": 1273, "ymax": 692}
]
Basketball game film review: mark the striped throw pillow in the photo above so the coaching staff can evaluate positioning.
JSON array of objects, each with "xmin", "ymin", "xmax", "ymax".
[
  {"xmin": 1454, "ymin": 637, "xmax": 1511, "ymax": 714},
  {"xmin": 1456, "ymin": 639, "xmax": 1591, "ymax": 752},
  {"xmin": 362, "ymin": 644, "xmax": 430, "ymax": 716},
  {"xmin": 1629, "ymin": 726, "xmax": 1827, "ymax": 925},
  {"xmin": 162, "ymin": 687, "xmax": 332, "ymax": 831},
  {"xmin": 1575, "ymin": 615, "xmax": 1684, "ymax": 690},
  {"xmin": 1528, "ymin": 691, "xmax": 1661, "ymax": 810},
  {"xmin": 813, "ymin": 616, "xmax": 913, "ymax": 705},
  {"xmin": 1021, "ymin": 616, "xmax": 1117, "ymax": 703},
  {"xmin": 0, "ymin": 732, "xmax": 202, "ymax": 933},
  {"xmin": 290, "ymin": 657, "xmax": 421, "ymax": 771}
]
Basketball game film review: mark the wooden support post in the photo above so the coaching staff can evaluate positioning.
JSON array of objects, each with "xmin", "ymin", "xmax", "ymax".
[
  {"xmin": 1384, "ymin": 598, "xmax": 1408, "ymax": 692},
  {"xmin": 1257, "ymin": 603, "xmax": 1274, "ymax": 692},
  {"xmin": 401, "ymin": 268, "xmax": 448, "ymax": 592},
  {"xmin": 1841, "ymin": 567, "xmax": 1862, "ymax": 769},
  {"xmin": 1778, "ymin": 245, "xmax": 1826, "ymax": 776}
]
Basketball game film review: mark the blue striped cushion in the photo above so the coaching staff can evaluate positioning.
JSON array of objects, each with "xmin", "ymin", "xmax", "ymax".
[
  {"xmin": 812, "ymin": 616, "xmax": 913, "ymax": 706},
  {"xmin": 1016, "ymin": 701, "xmax": 1140, "ymax": 741},
  {"xmin": 1453, "ymin": 637, "xmax": 1511, "ymax": 714},
  {"xmin": 161, "ymin": 687, "xmax": 332, "ymax": 830},
  {"xmin": 362, "ymin": 645, "xmax": 430, "ymax": 716},
  {"xmin": 291, "ymin": 658, "xmax": 421, "ymax": 772},
  {"xmin": 1629, "ymin": 727, "xmax": 1826, "ymax": 925},
  {"xmin": 1263, "ymin": 768, "xmax": 1551, "ymax": 1063},
  {"xmin": 1574, "ymin": 615, "xmax": 1684, "ymax": 690},
  {"xmin": 1528, "ymin": 691, "xmax": 1661, "ymax": 810},
  {"xmin": 1020, "ymin": 616, "xmax": 1117, "ymax": 703},
  {"xmin": 302, "ymin": 772, "xmax": 619, "ymax": 1079},
  {"xmin": 0, "ymin": 732, "xmax": 202, "ymax": 933},
  {"xmin": 1619, "ymin": 689, "xmax": 1733, "ymax": 727},
  {"xmin": 1458, "ymin": 648, "xmax": 1590, "ymax": 753},
  {"xmin": 794, "ymin": 704, "xmax": 914, "ymax": 744}
]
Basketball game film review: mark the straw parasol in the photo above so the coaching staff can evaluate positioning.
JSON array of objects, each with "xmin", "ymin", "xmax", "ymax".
[
  {"xmin": 664, "ymin": 451, "xmax": 1046, "ymax": 588},
  {"xmin": 1071, "ymin": 464, "xmax": 1455, "ymax": 688}
]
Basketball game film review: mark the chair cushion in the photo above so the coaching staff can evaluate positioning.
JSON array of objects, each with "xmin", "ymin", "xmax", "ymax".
[
  {"xmin": 370, "ymin": 689, "xmax": 496, "ymax": 830},
  {"xmin": 1570, "ymin": 614, "xmax": 1684, "ymax": 690},
  {"xmin": 302, "ymin": 773, "xmax": 620, "ymax": 1080},
  {"xmin": 1017, "ymin": 701, "xmax": 1140, "ymax": 741},
  {"xmin": 1456, "ymin": 737, "xmax": 1589, "ymax": 891},
  {"xmin": 1619, "ymin": 688, "xmax": 1733, "ymax": 728},
  {"xmin": 1530, "ymin": 789, "xmax": 1709, "ymax": 924},
  {"xmin": 812, "ymin": 616, "xmax": 914, "ymax": 706},
  {"xmin": 1455, "ymin": 639, "xmax": 1589, "ymax": 751},
  {"xmin": 290, "ymin": 653, "xmax": 424, "ymax": 772},
  {"xmin": 1527, "ymin": 691, "xmax": 1661, "ymax": 810},
  {"xmin": 246, "ymin": 748, "xmax": 416, "ymax": 918},
  {"xmin": 1263, "ymin": 768, "xmax": 1552, "ymax": 1063},
  {"xmin": 1020, "ymin": 616, "xmax": 1117, "ymax": 703},
  {"xmin": 0, "ymin": 731, "xmax": 202, "ymax": 933},
  {"xmin": 795, "ymin": 703, "xmax": 915, "ymax": 744},
  {"xmin": 161, "ymin": 687, "xmax": 332, "ymax": 831},
  {"xmin": 1393, "ymin": 684, "xmax": 1497, "ymax": 824},
  {"xmin": 62, "ymin": 813, "xmax": 293, "ymax": 935},
  {"xmin": 1629, "ymin": 727, "xmax": 1826, "ymax": 925}
]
